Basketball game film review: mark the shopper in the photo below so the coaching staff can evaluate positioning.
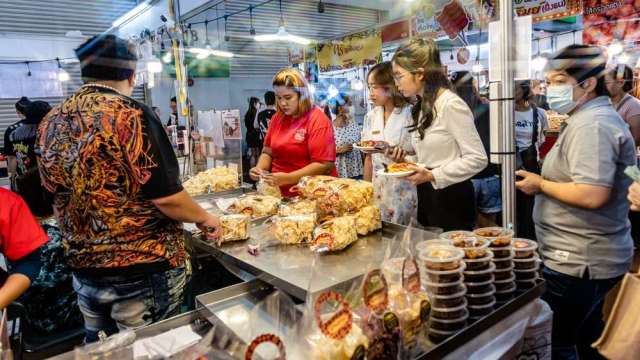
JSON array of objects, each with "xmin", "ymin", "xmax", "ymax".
[
  {"xmin": 245, "ymin": 97, "xmax": 262, "ymax": 168},
  {"xmin": 6, "ymin": 101, "xmax": 51, "ymax": 178},
  {"xmin": 167, "ymin": 96, "xmax": 179, "ymax": 127},
  {"xmin": 531, "ymin": 79, "xmax": 550, "ymax": 110},
  {"xmin": 451, "ymin": 71, "xmax": 501, "ymax": 227},
  {"xmin": 0, "ymin": 187, "xmax": 47, "ymax": 310},
  {"xmin": 516, "ymin": 44, "xmax": 635, "ymax": 360},
  {"xmin": 362, "ymin": 62, "xmax": 416, "ymax": 225},
  {"xmin": 3, "ymin": 96, "xmax": 30, "ymax": 189},
  {"xmin": 249, "ymin": 68, "xmax": 336, "ymax": 197},
  {"xmin": 257, "ymin": 91, "xmax": 277, "ymax": 140},
  {"xmin": 605, "ymin": 64, "xmax": 640, "ymax": 145},
  {"xmin": 333, "ymin": 94, "xmax": 363, "ymax": 179},
  {"xmin": 514, "ymin": 80, "xmax": 548, "ymax": 239},
  {"xmin": 387, "ymin": 38, "xmax": 487, "ymax": 231},
  {"xmin": 37, "ymin": 34, "xmax": 221, "ymax": 342}
]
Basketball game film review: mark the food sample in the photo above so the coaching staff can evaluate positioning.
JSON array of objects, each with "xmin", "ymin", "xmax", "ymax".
[
  {"xmin": 512, "ymin": 239, "xmax": 538, "ymax": 258},
  {"xmin": 416, "ymin": 239, "xmax": 451, "ymax": 254},
  {"xmin": 424, "ymin": 280, "xmax": 465, "ymax": 296},
  {"xmin": 256, "ymin": 177, "xmax": 282, "ymax": 198},
  {"xmin": 272, "ymin": 215, "xmax": 316, "ymax": 244},
  {"xmin": 217, "ymin": 214, "xmax": 250, "ymax": 245},
  {"xmin": 494, "ymin": 277, "xmax": 516, "ymax": 292},
  {"xmin": 451, "ymin": 237, "xmax": 489, "ymax": 259},
  {"xmin": 462, "ymin": 251, "xmax": 494, "ymax": 271},
  {"xmin": 428, "ymin": 328, "xmax": 458, "ymax": 344},
  {"xmin": 494, "ymin": 267, "xmax": 515, "ymax": 281},
  {"xmin": 311, "ymin": 216, "xmax": 358, "ymax": 252},
  {"xmin": 278, "ymin": 198, "xmax": 317, "ymax": 217},
  {"xmin": 183, "ymin": 167, "xmax": 239, "ymax": 195},
  {"xmin": 419, "ymin": 245, "xmax": 464, "ymax": 271},
  {"xmin": 355, "ymin": 205, "xmax": 382, "ymax": 235},
  {"xmin": 359, "ymin": 140, "xmax": 383, "ymax": 147},
  {"xmin": 439, "ymin": 231, "xmax": 475, "ymax": 242},
  {"xmin": 493, "ymin": 256, "xmax": 514, "ymax": 270},
  {"xmin": 474, "ymin": 227, "xmax": 514, "ymax": 247},
  {"xmin": 386, "ymin": 162, "xmax": 417, "ymax": 173},
  {"xmin": 491, "ymin": 246, "xmax": 514, "ymax": 259},
  {"xmin": 310, "ymin": 323, "xmax": 369, "ymax": 360},
  {"xmin": 228, "ymin": 195, "xmax": 280, "ymax": 218}
]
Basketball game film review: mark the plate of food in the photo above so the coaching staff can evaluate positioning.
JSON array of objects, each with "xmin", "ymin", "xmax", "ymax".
[
  {"xmin": 376, "ymin": 162, "xmax": 424, "ymax": 177},
  {"xmin": 353, "ymin": 140, "xmax": 388, "ymax": 153}
]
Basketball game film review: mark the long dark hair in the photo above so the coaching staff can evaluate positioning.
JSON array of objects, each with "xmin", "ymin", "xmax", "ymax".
[
  {"xmin": 451, "ymin": 71, "xmax": 480, "ymax": 110},
  {"xmin": 367, "ymin": 62, "xmax": 407, "ymax": 109},
  {"xmin": 392, "ymin": 38, "xmax": 451, "ymax": 139},
  {"xmin": 244, "ymin": 97, "xmax": 260, "ymax": 127}
]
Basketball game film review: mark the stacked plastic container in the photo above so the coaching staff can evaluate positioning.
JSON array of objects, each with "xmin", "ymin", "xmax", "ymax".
[
  {"xmin": 474, "ymin": 227, "xmax": 517, "ymax": 305},
  {"xmin": 512, "ymin": 239, "xmax": 540, "ymax": 291},
  {"xmin": 417, "ymin": 245, "xmax": 468, "ymax": 343}
]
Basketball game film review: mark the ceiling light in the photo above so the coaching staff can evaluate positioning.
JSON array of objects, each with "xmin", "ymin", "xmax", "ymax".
[
  {"xmin": 112, "ymin": 0, "xmax": 152, "ymax": 27},
  {"xmin": 196, "ymin": 51, "xmax": 208, "ymax": 60},
  {"xmin": 532, "ymin": 56, "xmax": 548, "ymax": 72},
  {"xmin": 162, "ymin": 51, "xmax": 172, "ymax": 64},
  {"xmin": 147, "ymin": 59, "xmax": 163, "ymax": 73},
  {"xmin": 609, "ymin": 42, "xmax": 624, "ymax": 57},
  {"xmin": 351, "ymin": 78, "xmax": 364, "ymax": 91},
  {"xmin": 328, "ymin": 84, "xmax": 339, "ymax": 99},
  {"xmin": 58, "ymin": 69, "xmax": 70, "ymax": 82},
  {"xmin": 255, "ymin": 26, "xmax": 312, "ymax": 45},
  {"xmin": 210, "ymin": 49, "xmax": 234, "ymax": 58}
]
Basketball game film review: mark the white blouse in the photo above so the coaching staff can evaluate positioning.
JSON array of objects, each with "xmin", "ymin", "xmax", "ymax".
[{"xmin": 409, "ymin": 89, "xmax": 487, "ymax": 189}]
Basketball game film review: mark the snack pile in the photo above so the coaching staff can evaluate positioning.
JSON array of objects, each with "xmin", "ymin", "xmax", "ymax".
[
  {"xmin": 228, "ymin": 195, "xmax": 280, "ymax": 218},
  {"xmin": 272, "ymin": 215, "xmax": 316, "ymax": 245},
  {"xmin": 311, "ymin": 216, "xmax": 359, "ymax": 252},
  {"xmin": 218, "ymin": 214, "xmax": 250, "ymax": 245},
  {"xmin": 183, "ymin": 167, "xmax": 239, "ymax": 195}
]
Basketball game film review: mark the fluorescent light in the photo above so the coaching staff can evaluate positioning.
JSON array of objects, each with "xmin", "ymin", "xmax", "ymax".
[
  {"xmin": 609, "ymin": 42, "xmax": 624, "ymax": 56},
  {"xmin": 210, "ymin": 49, "xmax": 234, "ymax": 58},
  {"xmin": 196, "ymin": 51, "xmax": 208, "ymax": 60},
  {"xmin": 162, "ymin": 52, "xmax": 172, "ymax": 64},
  {"xmin": 254, "ymin": 26, "xmax": 312, "ymax": 46},
  {"xmin": 147, "ymin": 59, "xmax": 163, "ymax": 73},
  {"xmin": 188, "ymin": 46, "xmax": 234, "ymax": 58},
  {"xmin": 58, "ymin": 69, "xmax": 70, "ymax": 82},
  {"xmin": 532, "ymin": 56, "xmax": 548, "ymax": 72},
  {"xmin": 112, "ymin": 0, "xmax": 152, "ymax": 28}
]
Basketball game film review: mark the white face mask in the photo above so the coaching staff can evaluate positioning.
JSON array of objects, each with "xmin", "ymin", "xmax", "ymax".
[{"xmin": 546, "ymin": 85, "xmax": 576, "ymax": 114}]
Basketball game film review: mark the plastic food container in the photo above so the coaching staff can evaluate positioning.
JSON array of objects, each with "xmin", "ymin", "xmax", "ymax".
[
  {"xmin": 416, "ymin": 239, "xmax": 451, "ymax": 254},
  {"xmin": 512, "ymin": 239, "xmax": 538, "ymax": 259},
  {"xmin": 466, "ymin": 280, "xmax": 495, "ymax": 295},
  {"xmin": 490, "ymin": 246, "xmax": 514, "ymax": 259},
  {"xmin": 493, "ymin": 254, "xmax": 514, "ymax": 270},
  {"xmin": 512, "ymin": 255, "xmax": 540, "ymax": 270},
  {"xmin": 495, "ymin": 286, "xmax": 516, "ymax": 303},
  {"xmin": 493, "ymin": 264, "xmax": 515, "ymax": 280},
  {"xmin": 424, "ymin": 262, "xmax": 465, "ymax": 283},
  {"xmin": 494, "ymin": 274, "xmax": 516, "ymax": 292},
  {"xmin": 429, "ymin": 310, "xmax": 469, "ymax": 331},
  {"xmin": 463, "ymin": 250, "xmax": 494, "ymax": 271},
  {"xmin": 465, "ymin": 288, "xmax": 496, "ymax": 306},
  {"xmin": 463, "ymin": 262, "xmax": 496, "ymax": 283},
  {"xmin": 430, "ymin": 289, "xmax": 467, "ymax": 308},
  {"xmin": 451, "ymin": 237, "xmax": 490, "ymax": 259},
  {"xmin": 516, "ymin": 279, "xmax": 538, "ymax": 290},
  {"xmin": 514, "ymin": 267, "xmax": 539, "ymax": 281},
  {"xmin": 474, "ymin": 227, "xmax": 514, "ymax": 247},
  {"xmin": 428, "ymin": 327, "xmax": 459, "ymax": 344},
  {"xmin": 430, "ymin": 300, "xmax": 468, "ymax": 319},
  {"xmin": 419, "ymin": 245, "xmax": 465, "ymax": 271},
  {"xmin": 468, "ymin": 298, "xmax": 496, "ymax": 318},
  {"xmin": 439, "ymin": 230, "xmax": 475, "ymax": 242},
  {"xmin": 424, "ymin": 279, "xmax": 466, "ymax": 296}
]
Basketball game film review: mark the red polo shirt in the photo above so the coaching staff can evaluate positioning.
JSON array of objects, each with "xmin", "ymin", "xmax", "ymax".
[
  {"xmin": 264, "ymin": 107, "xmax": 337, "ymax": 196},
  {"xmin": 0, "ymin": 188, "xmax": 48, "ymax": 261}
]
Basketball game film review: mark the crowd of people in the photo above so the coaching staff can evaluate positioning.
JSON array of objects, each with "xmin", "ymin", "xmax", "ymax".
[{"xmin": 0, "ymin": 32, "xmax": 639, "ymax": 360}]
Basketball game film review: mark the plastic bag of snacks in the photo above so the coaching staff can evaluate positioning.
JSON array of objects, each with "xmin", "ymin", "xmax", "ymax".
[
  {"xmin": 271, "ymin": 214, "xmax": 316, "ymax": 245},
  {"xmin": 278, "ymin": 198, "xmax": 318, "ymax": 217},
  {"xmin": 314, "ymin": 180, "xmax": 374, "ymax": 219},
  {"xmin": 216, "ymin": 214, "xmax": 251, "ymax": 246},
  {"xmin": 354, "ymin": 204, "xmax": 382, "ymax": 236},
  {"xmin": 310, "ymin": 216, "xmax": 359, "ymax": 253},
  {"xmin": 227, "ymin": 194, "xmax": 281, "ymax": 218},
  {"xmin": 256, "ymin": 174, "xmax": 282, "ymax": 198},
  {"xmin": 291, "ymin": 175, "xmax": 337, "ymax": 198}
]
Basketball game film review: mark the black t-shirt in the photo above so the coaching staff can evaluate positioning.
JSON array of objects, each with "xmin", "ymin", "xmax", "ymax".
[
  {"xmin": 3, "ymin": 120, "xmax": 24, "ymax": 156},
  {"xmin": 472, "ymin": 103, "xmax": 499, "ymax": 178},
  {"xmin": 257, "ymin": 109, "xmax": 277, "ymax": 139},
  {"xmin": 8, "ymin": 122, "xmax": 38, "ymax": 176}
]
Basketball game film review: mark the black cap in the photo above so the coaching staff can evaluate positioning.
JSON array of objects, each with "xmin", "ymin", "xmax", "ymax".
[
  {"xmin": 15, "ymin": 96, "xmax": 31, "ymax": 115},
  {"xmin": 23, "ymin": 101, "xmax": 52, "ymax": 124},
  {"xmin": 75, "ymin": 34, "xmax": 138, "ymax": 81}
]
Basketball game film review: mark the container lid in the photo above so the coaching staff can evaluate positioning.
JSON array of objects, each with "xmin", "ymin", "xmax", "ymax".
[
  {"xmin": 473, "ymin": 227, "xmax": 514, "ymax": 240},
  {"xmin": 423, "ymin": 262, "xmax": 466, "ymax": 275},
  {"xmin": 513, "ymin": 264, "xmax": 541, "ymax": 273},
  {"xmin": 495, "ymin": 283, "xmax": 517, "ymax": 294},
  {"xmin": 493, "ymin": 264, "xmax": 515, "ymax": 273},
  {"xmin": 428, "ymin": 327, "xmax": 460, "ymax": 336},
  {"xmin": 512, "ymin": 238, "xmax": 538, "ymax": 252},
  {"xmin": 430, "ymin": 297, "xmax": 468, "ymax": 313},
  {"xmin": 418, "ymin": 245, "xmax": 465, "ymax": 264},
  {"xmin": 430, "ymin": 309, "xmax": 469, "ymax": 323},
  {"xmin": 439, "ymin": 230, "xmax": 475, "ymax": 241},
  {"xmin": 465, "ymin": 285, "xmax": 496, "ymax": 298},
  {"xmin": 430, "ymin": 288, "xmax": 468, "ymax": 299},
  {"xmin": 462, "ymin": 250, "xmax": 495, "ymax": 263},
  {"xmin": 512, "ymin": 254, "xmax": 541, "ymax": 263},
  {"xmin": 492, "ymin": 253, "xmax": 515, "ymax": 262},
  {"xmin": 464, "ymin": 276, "xmax": 495, "ymax": 287},
  {"xmin": 515, "ymin": 276, "xmax": 539, "ymax": 284},
  {"xmin": 416, "ymin": 239, "xmax": 452, "ymax": 253},
  {"xmin": 451, "ymin": 237, "xmax": 490, "ymax": 251},
  {"xmin": 424, "ymin": 277, "xmax": 464, "ymax": 288},
  {"xmin": 494, "ymin": 273, "xmax": 516, "ymax": 284},
  {"xmin": 463, "ymin": 262, "xmax": 496, "ymax": 276},
  {"xmin": 467, "ymin": 298, "xmax": 497, "ymax": 310}
]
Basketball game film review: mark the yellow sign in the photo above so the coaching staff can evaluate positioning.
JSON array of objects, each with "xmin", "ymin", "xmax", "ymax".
[{"xmin": 317, "ymin": 30, "xmax": 382, "ymax": 72}]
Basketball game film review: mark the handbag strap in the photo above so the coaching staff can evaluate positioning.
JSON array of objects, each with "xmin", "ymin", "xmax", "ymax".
[{"xmin": 616, "ymin": 94, "xmax": 632, "ymax": 112}]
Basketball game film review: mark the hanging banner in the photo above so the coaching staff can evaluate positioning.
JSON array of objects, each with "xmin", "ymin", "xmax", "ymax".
[
  {"xmin": 381, "ymin": 20, "xmax": 411, "ymax": 43},
  {"xmin": 288, "ymin": 47, "xmax": 305, "ymax": 65},
  {"xmin": 412, "ymin": 0, "xmax": 494, "ymax": 38},
  {"xmin": 582, "ymin": 0, "xmax": 640, "ymax": 45},
  {"xmin": 513, "ymin": 0, "xmax": 583, "ymax": 23},
  {"xmin": 317, "ymin": 30, "xmax": 382, "ymax": 72}
]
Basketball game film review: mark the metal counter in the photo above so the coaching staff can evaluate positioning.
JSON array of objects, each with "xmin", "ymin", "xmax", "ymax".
[{"xmin": 192, "ymin": 222, "xmax": 440, "ymax": 300}]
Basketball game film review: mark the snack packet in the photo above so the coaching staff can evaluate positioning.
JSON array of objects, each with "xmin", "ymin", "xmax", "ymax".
[
  {"xmin": 278, "ymin": 198, "xmax": 317, "ymax": 217},
  {"xmin": 257, "ymin": 174, "xmax": 282, "ymax": 198},
  {"xmin": 217, "ymin": 214, "xmax": 251, "ymax": 246},
  {"xmin": 354, "ymin": 204, "xmax": 382, "ymax": 236},
  {"xmin": 272, "ymin": 214, "xmax": 316, "ymax": 245},
  {"xmin": 310, "ymin": 216, "xmax": 359, "ymax": 253},
  {"xmin": 227, "ymin": 194, "xmax": 281, "ymax": 218}
]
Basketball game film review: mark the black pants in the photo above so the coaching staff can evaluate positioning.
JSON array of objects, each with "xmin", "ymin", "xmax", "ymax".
[
  {"xmin": 417, "ymin": 180, "xmax": 476, "ymax": 231},
  {"xmin": 542, "ymin": 267, "xmax": 621, "ymax": 360},
  {"xmin": 516, "ymin": 189, "xmax": 537, "ymax": 240}
]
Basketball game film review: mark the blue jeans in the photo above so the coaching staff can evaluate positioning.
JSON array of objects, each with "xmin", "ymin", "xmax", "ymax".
[
  {"xmin": 471, "ymin": 176, "xmax": 502, "ymax": 214},
  {"xmin": 72, "ymin": 267, "xmax": 186, "ymax": 343},
  {"xmin": 541, "ymin": 267, "xmax": 621, "ymax": 360}
]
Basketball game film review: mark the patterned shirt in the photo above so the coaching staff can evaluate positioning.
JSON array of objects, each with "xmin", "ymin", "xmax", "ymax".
[
  {"xmin": 37, "ymin": 86, "xmax": 185, "ymax": 271},
  {"xmin": 333, "ymin": 118, "xmax": 363, "ymax": 179}
]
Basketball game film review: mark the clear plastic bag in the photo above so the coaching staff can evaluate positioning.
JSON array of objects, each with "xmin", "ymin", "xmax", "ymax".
[
  {"xmin": 74, "ymin": 330, "xmax": 136, "ymax": 360},
  {"xmin": 217, "ymin": 214, "xmax": 251, "ymax": 246},
  {"xmin": 257, "ymin": 174, "xmax": 282, "ymax": 198},
  {"xmin": 354, "ymin": 204, "xmax": 382, "ymax": 236},
  {"xmin": 278, "ymin": 198, "xmax": 317, "ymax": 217},
  {"xmin": 271, "ymin": 214, "xmax": 316, "ymax": 245},
  {"xmin": 227, "ymin": 194, "xmax": 281, "ymax": 218},
  {"xmin": 310, "ymin": 216, "xmax": 359, "ymax": 253}
]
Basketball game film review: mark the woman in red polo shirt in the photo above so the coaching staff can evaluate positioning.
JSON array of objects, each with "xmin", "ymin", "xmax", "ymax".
[{"xmin": 250, "ymin": 68, "xmax": 336, "ymax": 197}]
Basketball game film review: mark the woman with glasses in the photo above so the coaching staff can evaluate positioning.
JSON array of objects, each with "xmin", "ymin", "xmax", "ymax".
[
  {"xmin": 361, "ymin": 62, "xmax": 417, "ymax": 225},
  {"xmin": 386, "ymin": 39, "xmax": 487, "ymax": 231}
]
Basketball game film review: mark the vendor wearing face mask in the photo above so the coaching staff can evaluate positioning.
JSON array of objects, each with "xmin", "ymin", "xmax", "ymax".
[
  {"xmin": 516, "ymin": 45, "xmax": 636, "ymax": 360},
  {"xmin": 250, "ymin": 68, "xmax": 337, "ymax": 197}
]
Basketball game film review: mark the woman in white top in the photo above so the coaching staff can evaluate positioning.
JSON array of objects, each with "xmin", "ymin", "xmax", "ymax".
[
  {"xmin": 362, "ymin": 62, "xmax": 417, "ymax": 225},
  {"xmin": 387, "ymin": 39, "xmax": 487, "ymax": 231}
]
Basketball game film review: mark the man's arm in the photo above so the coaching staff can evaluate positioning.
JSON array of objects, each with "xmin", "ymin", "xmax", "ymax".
[
  {"xmin": 540, "ymin": 180, "xmax": 611, "ymax": 210},
  {"xmin": 151, "ymin": 190, "xmax": 210, "ymax": 224}
]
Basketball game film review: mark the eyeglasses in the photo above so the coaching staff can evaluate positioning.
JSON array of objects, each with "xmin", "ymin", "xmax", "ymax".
[{"xmin": 393, "ymin": 71, "xmax": 413, "ymax": 82}]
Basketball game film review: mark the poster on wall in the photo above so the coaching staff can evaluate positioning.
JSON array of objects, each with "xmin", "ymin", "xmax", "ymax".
[
  {"xmin": 582, "ymin": 0, "xmax": 640, "ymax": 45},
  {"xmin": 317, "ymin": 30, "xmax": 382, "ymax": 72},
  {"xmin": 412, "ymin": 0, "xmax": 494, "ymax": 38},
  {"xmin": 163, "ymin": 52, "xmax": 230, "ymax": 78},
  {"xmin": 221, "ymin": 109, "xmax": 242, "ymax": 140},
  {"xmin": 513, "ymin": 0, "xmax": 583, "ymax": 23}
]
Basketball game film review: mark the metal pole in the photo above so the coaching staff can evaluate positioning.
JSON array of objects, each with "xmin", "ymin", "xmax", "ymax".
[{"xmin": 499, "ymin": 0, "xmax": 517, "ymax": 229}]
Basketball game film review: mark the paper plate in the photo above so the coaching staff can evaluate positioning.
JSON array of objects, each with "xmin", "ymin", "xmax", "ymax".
[{"xmin": 376, "ymin": 163, "xmax": 425, "ymax": 178}]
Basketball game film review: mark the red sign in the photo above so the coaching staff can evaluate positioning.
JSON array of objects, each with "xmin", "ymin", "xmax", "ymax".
[
  {"xmin": 381, "ymin": 20, "xmax": 411, "ymax": 44},
  {"xmin": 437, "ymin": 0, "xmax": 470, "ymax": 40},
  {"xmin": 583, "ymin": 0, "xmax": 640, "ymax": 45}
]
